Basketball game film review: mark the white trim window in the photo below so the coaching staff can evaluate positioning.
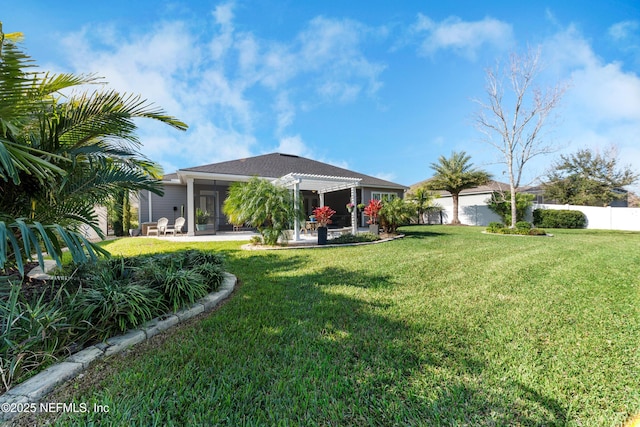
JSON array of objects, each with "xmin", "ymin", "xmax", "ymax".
[{"xmin": 371, "ymin": 191, "xmax": 397, "ymax": 202}]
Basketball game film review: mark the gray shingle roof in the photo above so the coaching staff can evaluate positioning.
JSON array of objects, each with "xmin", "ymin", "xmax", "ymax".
[{"xmin": 176, "ymin": 153, "xmax": 406, "ymax": 189}]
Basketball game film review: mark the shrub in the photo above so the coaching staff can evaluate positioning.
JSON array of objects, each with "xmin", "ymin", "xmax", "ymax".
[
  {"xmin": 533, "ymin": 209, "xmax": 586, "ymax": 228},
  {"xmin": 486, "ymin": 222, "xmax": 505, "ymax": 233},
  {"xmin": 0, "ymin": 285, "xmax": 71, "ymax": 392},
  {"xmin": 223, "ymin": 177, "xmax": 304, "ymax": 245},
  {"xmin": 190, "ymin": 263, "xmax": 225, "ymax": 292},
  {"xmin": 328, "ymin": 233, "xmax": 381, "ymax": 244},
  {"xmin": 487, "ymin": 192, "xmax": 535, "ymax": 224},
  {"xmin": 69, "ymin": 270, "xmax": 163, "ymax": 342},
  {"xmin": 184, "ymin": 250, "xmax": 224, "ymax": 267},
  {"xmin": 486, "ymin": 221, "xmax": 547, "ymax": 236},
  {"xmin": 151, "ymin": 268, "xmax": 209, "ymax": 312},
  {"xmin": 379, "ymin": 198, "xmax": 414, "ymax": 233},
  {"xmin": 529, "ymin": 228, "xmax": 547, "ymax": 236}
]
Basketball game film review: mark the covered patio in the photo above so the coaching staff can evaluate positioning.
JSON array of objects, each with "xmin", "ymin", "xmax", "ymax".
[{"xmin": 273, "ymin": 173, "xmax": 361, "ymax": 241}]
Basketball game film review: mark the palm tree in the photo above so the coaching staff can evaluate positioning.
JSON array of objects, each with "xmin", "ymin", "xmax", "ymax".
[
  {"xmin": 223, "ymin": 177, "xmax": 303, "ymax": 245},
  {"xmin": 0, "ymin": 24, "xmax": 187, "ymax": 275},
  {"xmin": 425, "ymin": 151, "xmax": 491, "ymax": 225},
  {"xmin": 406, "ymin": 185, "xmax": 439, "ymax": 224}
]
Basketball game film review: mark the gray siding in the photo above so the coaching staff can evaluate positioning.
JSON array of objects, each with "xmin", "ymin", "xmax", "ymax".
[{"xmin": 139, "ymin": 185, "xmax": 187, "ymax": 227}]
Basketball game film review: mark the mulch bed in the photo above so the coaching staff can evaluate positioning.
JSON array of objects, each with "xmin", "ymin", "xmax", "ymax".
[{"xmin": 1, "ymin": 263, "xmax": 63, "ymax": 303}]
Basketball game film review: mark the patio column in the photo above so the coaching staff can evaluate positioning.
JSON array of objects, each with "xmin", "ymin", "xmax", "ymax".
[
  {"xmin": 187, "ymin": 177, "xmax": 195, "ymax": 236},
  {"xmin": 351, "ymin": 186, "xmax": 357, "ymax": 234},
  {"xmin": 319, "ymin": 193, "xmax": 325, "ymax": 207},
  {"xmin": 293, "ymin": 180, "xmax": 301, "ymax": 241},
  {"xmin": 148, "ymin": 190, "xmax": 153, "ymax": 222}
]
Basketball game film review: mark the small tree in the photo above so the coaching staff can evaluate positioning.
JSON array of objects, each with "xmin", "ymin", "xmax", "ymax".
[
  {"xmin": 474, "ymin": 46, "xmax": 566, "ymax": 227},
  {"xmin": 223, "ymin": 177, "xmax": 303, "ymax": 245},
  {"xmin": 543, "ymin": 147, "xmax": 638, "ymax": 206},
  {"xmin": 406, "ymin": 186, "xmax": 439, "ymax": 224},
  {"xmin": 425, "ymin": 151, "xmax": 491, "ymax": 225},
  {"xmin": 487, "ymin": 191, "xmax": 534, "ymax": 224},
  {"xmin": 379, "ymin": 198, "xmax": 414, "ymax": 233}
]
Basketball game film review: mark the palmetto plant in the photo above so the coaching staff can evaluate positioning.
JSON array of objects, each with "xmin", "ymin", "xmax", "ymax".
[
  {"xmin": 0, "ymin": 24, "xmax": 187, "ymax": 275},
  {"xmin": 379, "ymin": 197, "xmax": 414, "ymax": 233},
  {"xmin": 223, "ymin": 177, "xmax": 303, "ymax": 245}
]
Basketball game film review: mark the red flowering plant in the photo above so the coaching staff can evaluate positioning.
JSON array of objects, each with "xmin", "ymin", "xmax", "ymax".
[
  {"xmin": 363, "ymin": 199, "xmax": 383, "ymax": 224},
  {"xmin": 312, "ymin": 206, "xmax": 336, "ymax": 227}
]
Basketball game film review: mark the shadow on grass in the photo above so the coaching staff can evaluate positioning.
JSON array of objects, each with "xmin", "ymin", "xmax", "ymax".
[
  {"xmin": 47, "ymin": 250, "xmax": 568, "ymax": 426},
  {"xmin": 398, "ymin": 225, "xmax": 446, "ymax": 239},
  {"xmin": 191, "ymin": 256, "xmax": 568, "ymax": 425}
]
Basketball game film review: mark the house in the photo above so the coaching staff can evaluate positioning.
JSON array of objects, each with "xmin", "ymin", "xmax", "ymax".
[
  {"xmin": 410, "ymin": 180, "xmax": 514, "ymax": 226},
  {"xmin": 139, "ymin": 153, "xmax": 407, "ymax": 237}
]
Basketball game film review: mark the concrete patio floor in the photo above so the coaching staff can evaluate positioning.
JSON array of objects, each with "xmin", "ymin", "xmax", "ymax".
[{"xmin": 145, "ymin": 228, "xmax": 373, "ymax": 244}]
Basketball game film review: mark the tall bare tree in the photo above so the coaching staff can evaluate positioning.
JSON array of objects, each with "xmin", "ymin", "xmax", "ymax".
[{"xmin": 474, "ymin": 47, "xmax": 566, "ymax": 227}]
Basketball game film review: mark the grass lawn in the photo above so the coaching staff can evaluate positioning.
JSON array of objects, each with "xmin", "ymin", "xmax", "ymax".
[{"xmin": 22, "ymin": 226, "xmax": 639, "ymax": 426}]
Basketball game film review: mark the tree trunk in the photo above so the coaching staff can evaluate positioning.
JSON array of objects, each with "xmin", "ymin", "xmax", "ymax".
[
  {"xmin": 452, "ymin": 193, "xmax": 461, "ymax": 225},
  {"xmin": 123, "ymin": 190, "xmax": 131, "ymax": 232},
  {"xmin": 510, "ymin": 183, "xmax": 517, "ymax": 228}
]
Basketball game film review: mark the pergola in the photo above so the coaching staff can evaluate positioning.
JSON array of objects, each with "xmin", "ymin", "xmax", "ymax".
[{"xmin": 274, "ymin": 173, "xmax": 361, "ymax": 241}]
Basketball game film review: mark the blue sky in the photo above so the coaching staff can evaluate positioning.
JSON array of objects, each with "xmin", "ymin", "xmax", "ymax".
[{"xmin": 6, "ymin": 1, "xmax": 640, "ymax": 187}]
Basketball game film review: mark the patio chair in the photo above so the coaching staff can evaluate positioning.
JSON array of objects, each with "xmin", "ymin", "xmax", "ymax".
[
  {"xmin": 165, "ymin": 217, "xmax": 185, "ymax": 236},
  {"xmin": 156, "ymin": 217, "xmax": 169, "ymax": 235}
]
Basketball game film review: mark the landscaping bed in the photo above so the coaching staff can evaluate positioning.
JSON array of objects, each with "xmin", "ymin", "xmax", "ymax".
[{"xmin": 0, "ymin": 250, "xmax": 226, "ymax": 394}]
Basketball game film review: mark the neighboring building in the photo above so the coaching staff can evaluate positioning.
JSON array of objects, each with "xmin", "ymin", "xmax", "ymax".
[
  {"xmin": 411, "ymin": 178, "xmax": 631, "ymax": 227},
  {"xmin": 410, "ymin": 180, "xmax": 515, "ymax": 226},
  {"xmin": 139, "ymin": 153, "xmax": 407, "ymax": 236}
]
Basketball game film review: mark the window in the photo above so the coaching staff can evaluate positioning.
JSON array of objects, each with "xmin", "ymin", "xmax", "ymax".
[{"xmin": 371, "ymin": 192, "xmax": 397, "ymax": 202}]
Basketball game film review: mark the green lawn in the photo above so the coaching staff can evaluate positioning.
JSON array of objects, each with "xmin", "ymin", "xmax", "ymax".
[{"xmin": 32, "ymin": 226, "xmax": 640, "ymax": 426}]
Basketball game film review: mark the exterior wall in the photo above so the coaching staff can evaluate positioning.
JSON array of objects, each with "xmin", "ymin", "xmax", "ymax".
[
  {"xmin": 359, "ymin": 187, "xmax": 405, "ymax": 227},
  {"xmin": 138, "ymin": 184, "xmax": 187, "ymax": 229},
  {"xmin": 437, "ymin": 193, "xmax": 502, "ymax": 226},
  {"xmin": 534, "ymin": 203, "xmax": 640, "ymax": 231}
]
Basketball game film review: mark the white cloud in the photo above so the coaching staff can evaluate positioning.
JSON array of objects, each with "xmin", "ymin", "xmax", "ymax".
[
  {"xmin": 53, "ymin": 5, "xmax": 384, "ymax": 174},
  {"xmin": 275, "ymin": 135, "xmax": 311, "ymax": 157},
  {"xmin": 543, "ymin": 26, "xmax": 640, "ymax": 124},
  {"xmin": 373, "ymin": 172, "xmax": 397, "ymax": 183},
  {"xmin": 411, "ymin": 14, "xmax": 513, "ymax": 59},
  {"xmin": 274, "ymin": 92, "xmax": 295, "ymax": 135},
  {"xmin": 570, "ymin": 62, "xmax": 640, "ymax": 122},
  {"xmin": 608, "ymin": 20, "xmax": 639, "ymax": 41},
  {"xmin": 536, "ymin": 25, "xmax": 640, "ymax": 180}
]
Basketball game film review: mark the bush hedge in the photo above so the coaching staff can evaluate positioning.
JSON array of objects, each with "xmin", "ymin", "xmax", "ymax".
[
  {"xmin": 328, "ymin": 233, "xmax": 381, "ymax": 244},
  {"xmin": 533, "ymin": 209, "xmax": 586, "ymax": 229},
  {"xmin": 485, "ymin": 221, "xmax": 546, "ymax": 236}
]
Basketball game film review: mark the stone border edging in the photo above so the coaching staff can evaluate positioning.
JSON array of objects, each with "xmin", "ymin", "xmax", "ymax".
[{"xmin": 0, "ymin": 272, "xmax": 237, "ymax": 423}]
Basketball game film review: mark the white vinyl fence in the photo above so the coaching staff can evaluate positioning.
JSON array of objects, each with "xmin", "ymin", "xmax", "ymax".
[
  {"xmin": 433, "ymin": 195, "xmax": 640, "ymax": 231},
  {"xmin": 533, "ymin": 204, "xmax": 640, "ymax": 231}
]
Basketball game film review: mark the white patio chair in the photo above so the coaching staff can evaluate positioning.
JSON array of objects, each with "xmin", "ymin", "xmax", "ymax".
[
  {"xmin": 156, "ymin": 217, "xmax": 169, "ymax": 235},
  {"xmin": 166, "ymin": 217, "xmax": 185, "ymax": 236}
]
